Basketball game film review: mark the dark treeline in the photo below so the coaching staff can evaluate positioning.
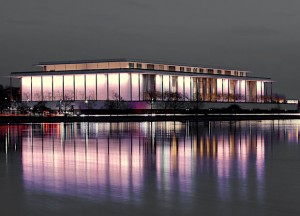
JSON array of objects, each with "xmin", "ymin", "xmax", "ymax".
[{"xmin": 0, "ymin": 85, "xmax": 20, "ymax": 112}]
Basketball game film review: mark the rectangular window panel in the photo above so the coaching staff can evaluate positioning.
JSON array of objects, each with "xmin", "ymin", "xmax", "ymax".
[
  {"xmin": 240, "ymin": 80, "xmax": 246, "ymax": 102},
  {"xmin": 147, "ymin": 64, "xmax": 154, "ymax": 70},
  {"xmin": 155, "ymin": 75, "xmax": 162, "ymax": 100},
  {"xmin": 139, "ymin": 74, "xmax": 143, "ymax": 100},
  {"xmin": 184, "ymin": 77, "xmax": 190, "ymax": 100},
  {"xmin": 97, "ymin": 74, "xmax": 107, "ymax": 100},
  {"xmin": 223, "ymin": 79, "xmax": 229, "ymax": 101},
  {"xmin": 22, "ymin": 77, "xmax": 31, "ymax": 101},
  {"xmin": 75, "ymin": 75, "xmax": 85, "ymax": 100},
  {"xmin": 178, "ymin": 76, "xmax": 184, "ymax": 96},
  {"xmin": 260, "ymin": 82, "xmax": 264, "ymax": 102},
  {"xmin": 86, "ymin": 74, "xmax": 96, "ymax": 100},
  {"xmin": 169, "ymin": 66, "xmax": 175, "ymax": 71},
  {"xmin": 235, "ymin": 80, "xmax": 240, "ymax": 101},
  {"xmin": 120, "ymin": 73, "xmax": 131, "ymax": 100},
  {"xmin": 171, "ymin": 76, "xmax": 178, "ymax": 93},
  {"xmin": 53, "ymin": 76, "xmax": 63, "ymax": 100},
  {"xmin": 246, "ymin": 81, "xmax": 250, "ymax": 102},
  {"xmin": 108, "ymin": 74, "xmax": 119, "ymax": 100},
  {"xmin": 162, "ymin": 75, "xmax": 169, "ymax": 93},
  {"xmin": 131, "ymin": 73, "xmax": 139, "ymax": 101},
  {"xmin": 42, "ymin": 76, "xmax": 52, "ymax": 101},
  {"xmin": 225, "ymin": 70, "xmax": 231, "ymax": 75},
  {"xmin": 32, "ymin": 76, "xmax": 42, "ymax": 101},
  {"xmin": 64, "ymin": 75, "xmax": 74, "ymax": 100},
  {"xmin": 129, "ymin": 63, "xmax": 135, "ymax": 69}
]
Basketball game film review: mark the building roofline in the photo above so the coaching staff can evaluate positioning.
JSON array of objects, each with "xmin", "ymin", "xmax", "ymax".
[
  {"xmin": 10, "ymin": 69, "xmax": 272, "ymax": 81},
  {"xmin": 35, "ymin": 58, "xmax": 250, "ymax": 72}
]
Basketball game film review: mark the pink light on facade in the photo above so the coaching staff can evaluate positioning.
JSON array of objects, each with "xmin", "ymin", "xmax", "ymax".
[
  {"xmin": 217, "ymin": 79, "xmax": 223, "ymax": 97},
  {"xmin": 86, "ymin": 74, "xmax": 96, "ymax": 100},
  {"xmin": 108, "ymin": 74, "xmax": 119, "ymax": 99},
  {"xmin": 63, "ymin": 75, "xmax": 74, "ymax": 100},
  {"xmin": 184, "ymin": 77, "xmax": 190, "ymax": 100},
  {"xmin": 42, "ymin": 76, "xmax": 52, "ymax": 101},
  {"xmin": 131, "ymin": 74, "xmax": 139, "ymax": 101},
  {"xmin": 75, "ymin": 75, "xmax": 85, "ymax": 100},
  {"xmin": 97, "ymin": 74, "xmax": 107, "ymax": 100},
  {"xmin": 222, "ymin": 79, "xmax": 229, "ymax": 96},
  {"xmin": 32, "ymin": 76, "xmax": 42, "ymax": 101},
  {"xmin": 155, "ymin": 75, "xmax": 162, "ymax": 94},
  {"xmin": 163, "ymin": 75, "xmax": 169, "ymax": 93},
  {"xmin": 120, "ymin": 73, "xmax": 130, "ymax": 100},
  {"xmin": 240, "ymin": 80, "xmax": 246, "ymax": 100},
  {"xmin": 177, "ymin": 76, "xmax": 184, "ymax": 96},
  {"xmin": 21, "ymin": 77, "xmax": 31, "ymax": 101},
  {"xmin": 256, "ymin": 81, "xmax": 264, "ymax": 102},
  {"xmin": 53, "ymin": 76, "xmax": 63, "ymax": 100}
]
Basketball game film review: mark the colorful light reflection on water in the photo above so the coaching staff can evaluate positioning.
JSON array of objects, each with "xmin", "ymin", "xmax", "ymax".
[{"xmin": 1, "ymin": 120, "xmax": 300, "ymax": 215}]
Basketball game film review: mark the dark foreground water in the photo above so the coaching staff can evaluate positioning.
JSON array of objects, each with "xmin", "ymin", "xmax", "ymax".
[{"xmin": 0, "ymin": 120, "xmax": 300, "ymax": 216}]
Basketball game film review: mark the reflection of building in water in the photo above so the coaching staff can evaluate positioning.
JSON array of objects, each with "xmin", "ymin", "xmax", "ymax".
[
  {"xmin": 22, "ymin": 123, "xmax": 146, "ymax": 202},
  {"xmin": 0, "ymin": 125, "xmax": 26, "ymax": 153},
  {"xmin": 0, "ymin": 121, "xmax": 296, "ymax": 203}
]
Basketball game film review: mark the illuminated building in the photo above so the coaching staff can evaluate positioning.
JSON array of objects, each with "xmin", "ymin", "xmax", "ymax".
[{"xmin": 11, "ymin": 58, "xmax": 279, "ymax": 110}]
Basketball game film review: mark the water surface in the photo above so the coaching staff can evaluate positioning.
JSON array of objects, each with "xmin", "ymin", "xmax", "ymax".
[{"xmin": 1, "ymin": 120, "xmax": 300, "ymax": 216}]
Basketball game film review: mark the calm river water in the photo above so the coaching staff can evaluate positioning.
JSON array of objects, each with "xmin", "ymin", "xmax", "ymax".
[{"xmin": 0, "ymin": 120, "xmax": 300, "ymax": 216}]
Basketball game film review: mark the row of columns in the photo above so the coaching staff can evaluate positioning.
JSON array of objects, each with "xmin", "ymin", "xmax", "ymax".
[{"xmin": 21, "ymin": 73, "xmax": 273, "ymax": 103}]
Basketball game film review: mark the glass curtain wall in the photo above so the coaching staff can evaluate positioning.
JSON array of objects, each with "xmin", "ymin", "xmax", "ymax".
[{"xmin": 21, "ymin": 74, "xmax": 266, "ymax": 103}]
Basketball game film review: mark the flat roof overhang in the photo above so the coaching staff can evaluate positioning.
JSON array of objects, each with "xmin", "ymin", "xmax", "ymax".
[
  {"xmin": 35, "ymin": 58, "xmax": 249, "ymax": 72},
  {"xmin": 10, "ymin": 69, "xmax": 272, "ymax": 82}
]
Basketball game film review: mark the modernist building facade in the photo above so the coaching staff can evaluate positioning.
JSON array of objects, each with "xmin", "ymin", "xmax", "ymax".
[{"xmin": 11, "ymin": 58, "xmax": 273, "ymax": 104}]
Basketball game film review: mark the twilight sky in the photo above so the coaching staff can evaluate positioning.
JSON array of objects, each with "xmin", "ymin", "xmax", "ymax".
[{"xmin": 1, "ymin": 0, "xmax": 300, "ymax": 98}]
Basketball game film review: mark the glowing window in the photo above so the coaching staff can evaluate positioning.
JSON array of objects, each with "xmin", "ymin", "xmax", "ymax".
[
  {"xmin": 22, "ymin": 77, "xmax": 31, "ymax": 101},
  {"xmin": 75, "ymin": 75, "xmax": 85, "ymax": 100},
  {"xmin": 42, "ymin": 76, "xmax": 52, "ymax": 101},
  {"xmin": 129, "ymin": 63, "xmax": 135, "ymax": 68},
  {"xmin": 63, "ymin": 75, "xmax": 74, "ymax": 100},
  {"xmin": 53, "ymin": 76, "xmax": 63, "ymax": 100}
]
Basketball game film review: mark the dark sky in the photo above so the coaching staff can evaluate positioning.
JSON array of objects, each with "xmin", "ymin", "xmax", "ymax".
[{"xmin": 1, "ymin": 0, "xmax": 300, "ymax": 99}]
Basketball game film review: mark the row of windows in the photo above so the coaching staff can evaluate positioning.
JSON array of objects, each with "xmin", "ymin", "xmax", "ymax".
[
  {"xmin": 44, "ymin": 61, "xmax": 246, "ymax": 77},
  {"xmin": 129, "ymin": 62, "xmax": 245, "ymax": 76}
]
